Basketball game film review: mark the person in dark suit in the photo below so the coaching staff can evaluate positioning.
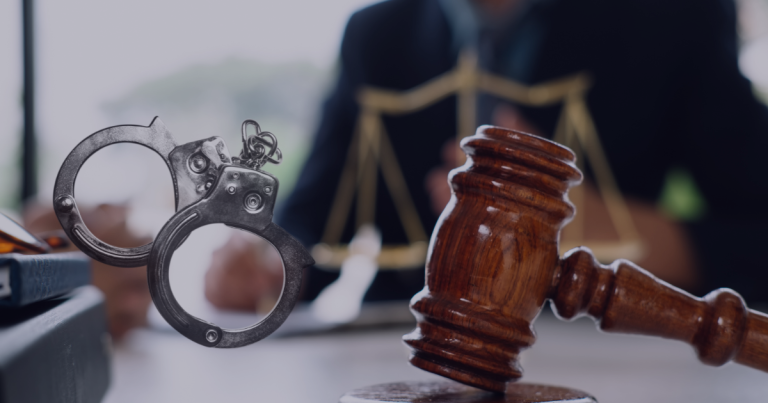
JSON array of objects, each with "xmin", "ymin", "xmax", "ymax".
[{"xmin": 205, "ymin": 0, "xmax": 768, "ymax": 311}]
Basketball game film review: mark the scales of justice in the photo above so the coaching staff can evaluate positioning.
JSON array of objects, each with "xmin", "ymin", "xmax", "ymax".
[
  {"xmin": 317, "ymin": 51, "xmax": 768, "ymax": 402},
  {"xmin": 312, "ymin": 50, "xmax": 642, "ymax": 274}
]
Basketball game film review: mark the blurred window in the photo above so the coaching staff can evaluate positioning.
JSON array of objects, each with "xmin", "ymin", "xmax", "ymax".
[
  {"xmin": 738, "ymin": 0, "xmax": 768, "ymax": 101},
  {"xmin": 0, "ymin": 1, "xmax": 21, "ymax": 211},
  {"xmin": 34, "ymin": 0, "xmax": 373, "ymax": 235}
]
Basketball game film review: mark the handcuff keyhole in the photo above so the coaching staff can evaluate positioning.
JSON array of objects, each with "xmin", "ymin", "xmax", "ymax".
[
  {"xmin": 243, "ymin": 193, "xmax": 263, "ymax": 213},
  {"xmin": 189, "ymin": 153, "xmax": 209, "ymax": 174}
]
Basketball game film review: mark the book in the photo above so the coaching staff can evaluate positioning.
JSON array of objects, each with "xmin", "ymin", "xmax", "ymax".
[
  {"xmin": 0, "ymin": 252, "xmax": 90, "ymax": 308},
  {"xmin": 0, "ymin": 286, "xmax": 110, "ymax": 403}
]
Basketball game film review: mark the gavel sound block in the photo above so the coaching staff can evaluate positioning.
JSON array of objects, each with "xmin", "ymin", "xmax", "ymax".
[{"xmin": 403, "ymin": 126, "xmax": 768, "ymax": 393}]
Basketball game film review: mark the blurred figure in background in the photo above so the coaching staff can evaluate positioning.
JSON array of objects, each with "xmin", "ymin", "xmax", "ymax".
[{"xmin": 206, "ymin": 0, "xmax": 768, "ymax": 313}]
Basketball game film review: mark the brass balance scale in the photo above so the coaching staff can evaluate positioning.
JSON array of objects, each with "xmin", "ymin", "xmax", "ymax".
[{"xmin": 310, "ymin": 50, "xmax": 644, "ymax": 272}]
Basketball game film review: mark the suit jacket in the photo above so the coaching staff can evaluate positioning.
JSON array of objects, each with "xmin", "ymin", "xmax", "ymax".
[{"xmin": 277, "ymin": 0, "xmax": 768, "ymax": 302}]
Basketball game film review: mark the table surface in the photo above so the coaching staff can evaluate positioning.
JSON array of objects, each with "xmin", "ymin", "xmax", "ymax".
[{"xmin": 103, "ymin": 306, "xmax": 768, "ymax": 403}]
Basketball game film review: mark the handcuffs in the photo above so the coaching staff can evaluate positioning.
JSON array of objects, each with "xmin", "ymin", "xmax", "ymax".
[{"xmin": 53, "ymin": 117, "xmax": 314, "ymax": 348}]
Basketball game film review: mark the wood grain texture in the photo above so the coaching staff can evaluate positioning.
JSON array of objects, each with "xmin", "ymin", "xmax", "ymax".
[
  {"xmin": 553, "ymin": 247, "xmax": 768, "ymax": 370},
  {"xmin": 404, "ymin": 125, "xmax": 768, "ymax": 393},
  {"xmin": 339, "ymin": 381, "xmax": 595, "ymax": 403}
]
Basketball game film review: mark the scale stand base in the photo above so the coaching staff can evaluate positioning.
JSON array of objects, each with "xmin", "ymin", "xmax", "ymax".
[{"xmin": 339, "ymin": 381, "xmax": 597, "ymax": 403}]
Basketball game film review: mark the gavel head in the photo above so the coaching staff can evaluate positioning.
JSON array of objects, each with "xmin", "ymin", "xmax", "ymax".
[{"xmin": 404, "ymin": 126, "xmax": 583, "ymax": 393}]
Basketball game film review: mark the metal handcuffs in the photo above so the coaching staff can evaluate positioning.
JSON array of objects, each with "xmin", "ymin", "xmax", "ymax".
[{"xmin": 53, "ymin": 117, "xmax": 314, "ymax": 347}]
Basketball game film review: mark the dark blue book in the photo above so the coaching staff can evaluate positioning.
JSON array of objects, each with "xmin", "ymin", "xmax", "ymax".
[{"xmin": 0, "ymin": 252, "xmax": 90, "ymax": 308}]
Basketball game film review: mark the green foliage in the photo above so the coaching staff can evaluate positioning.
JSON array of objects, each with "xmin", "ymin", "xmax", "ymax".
[
  {"xmin": 102, "ymin": 58, "xmax": 331, "ymax": 201},
  {"xmin": 103, "ymin": 58, "xmax": 329, "ymax": 128}
]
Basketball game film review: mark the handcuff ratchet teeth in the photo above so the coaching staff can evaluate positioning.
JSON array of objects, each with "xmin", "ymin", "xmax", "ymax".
[{"xmin": 53, "ymin": 117, "xmax": 314, "ymax": 347}]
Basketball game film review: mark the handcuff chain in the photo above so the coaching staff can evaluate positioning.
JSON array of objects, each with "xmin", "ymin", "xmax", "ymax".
[{"xmin": 236, "ymin": 119, "xmax": 283, "ymax": 170}]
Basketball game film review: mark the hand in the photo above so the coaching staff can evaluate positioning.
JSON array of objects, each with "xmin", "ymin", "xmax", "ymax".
[
  {"xmin": 424, "ymin": 140, "xmax": 458, "ymax": 215},
  {"xmin": 561, "ymin": 180, "xmax": 699, "ymax": 290},
  {"xmin": 204, "ymin": 230, "xmax": 284, "ymax": 313}
]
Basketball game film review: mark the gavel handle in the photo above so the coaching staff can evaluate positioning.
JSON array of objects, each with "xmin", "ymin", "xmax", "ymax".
[{"xmin": 552, "ymin": 247, "xmax": 768, "ymax": 371}]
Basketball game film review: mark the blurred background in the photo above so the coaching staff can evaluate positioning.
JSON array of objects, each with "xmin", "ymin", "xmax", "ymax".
[
  {"xmin": 0, "ymin": 0, "xmax": 371, "ymax": 213},
  {"xmin": 2, "ymin": 1, "xmax": 768, "ymax": 402}
]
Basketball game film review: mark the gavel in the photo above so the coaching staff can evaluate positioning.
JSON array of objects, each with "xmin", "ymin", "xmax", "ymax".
[{"xmin": 403, "ymin": 126, "xmax": 768, "ymax": 393}]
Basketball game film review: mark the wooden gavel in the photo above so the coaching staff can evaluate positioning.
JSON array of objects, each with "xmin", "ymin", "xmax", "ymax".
[{"xmin": 403, "ymin": 126, "xmax": 768, "ymax": 393}]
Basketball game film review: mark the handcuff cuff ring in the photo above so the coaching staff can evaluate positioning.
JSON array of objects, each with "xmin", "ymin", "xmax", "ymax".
[
  {"xmin": 147, "ymin": 164, "xmax": 313, "ymax": 347},
  {"xmin": 53, "ymin": 117, "xmax": 179, "ymax": 267}
]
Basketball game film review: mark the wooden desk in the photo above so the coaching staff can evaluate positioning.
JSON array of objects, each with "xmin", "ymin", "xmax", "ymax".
[{"xmin": 103, "ymin": 307, "xmax": 768, "ymax": 403}]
